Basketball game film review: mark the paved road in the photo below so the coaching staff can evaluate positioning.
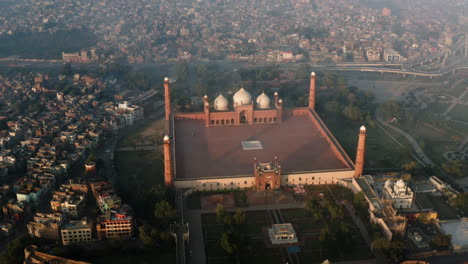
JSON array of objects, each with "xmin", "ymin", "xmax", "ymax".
[{"xmin": 376, "ymin": 110, "xmax": 435, "ymax": 167}]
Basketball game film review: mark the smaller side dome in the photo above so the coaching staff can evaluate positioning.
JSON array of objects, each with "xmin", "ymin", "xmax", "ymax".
[
  {"xmin": 256, "ymin": 93, "xmax": 271, "ymax": 109},
  {"xmin": 214, "ymin": 94, "xmax": 229, "ymax": 111}
]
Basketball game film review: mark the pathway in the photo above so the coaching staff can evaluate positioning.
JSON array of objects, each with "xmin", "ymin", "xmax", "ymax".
[
  {"xmin": 442, "ymin": 79, "xmax": 468, "ymax": 116},
  {"xmin": 376, "ymin": 110, "xmax": 434, "ymax": 167}
]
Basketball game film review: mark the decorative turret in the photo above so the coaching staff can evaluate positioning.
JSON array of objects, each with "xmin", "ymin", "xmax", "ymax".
[{"xmin": 354, "ymin": 125, "xmax": 366, "ymax": 178}]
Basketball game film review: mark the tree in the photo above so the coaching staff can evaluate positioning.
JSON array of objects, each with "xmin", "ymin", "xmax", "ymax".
[
  {"xmin": 452, "ymin": 193, "xmax": 468, "ymax": 214},
  {"xmin": 373, "ymin": 238, "xmax": 406, "ymax": 264},
  {"xmin": 324, "ymin": 101, "xmax": 341, "ymax": 114},
  {"xmin": 342, "ymin": 105, "xmax": 363, "ymax": 121},
  {"xmin": 401, "ymin": 161, "xmax": 419, "ymax": 173},
  {"xmin": 442, "ymin": 160, "xmax": 467, "ymax": 177},
  {"xmin": 216, "ymin": 203, "xmax": 226, "ymax": 224},
  {"xmin": 233, "ymin": 209, "xmax": 246, "ymax": 225},
  {"xmin": 305, "ymin": 199, "xmax": 324, "ymax": 220},
  {"xmin": 219, "ymin": 232, "xmax": 236, "ymax": 255},
  {"xmin": 154, "ymin": 200, "xmax": 176, "ymax": 227},
  {"xmin": 431, "ymin": 235, "xmax": 451, "ymax": 251},
  {"xmin": 138, "ymin": 225, "xmax": 158, "ymax": 248},
  {"xmin": 380, "ymin": 100, "xmax": 402, "ymax": 119}
]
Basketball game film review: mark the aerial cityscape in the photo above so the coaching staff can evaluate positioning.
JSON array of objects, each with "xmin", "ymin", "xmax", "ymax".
[{"xmin": 0, "ymin": 0, "xmax": 466, "ymax": 263}]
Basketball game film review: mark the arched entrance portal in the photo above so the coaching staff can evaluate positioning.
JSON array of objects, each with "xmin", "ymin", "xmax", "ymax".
[{"xmin": 239, "ymin": 111, "xmax": 247, "ymax": 124}]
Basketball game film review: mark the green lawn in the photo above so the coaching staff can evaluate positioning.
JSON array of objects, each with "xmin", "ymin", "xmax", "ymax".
[
  {"xmin": 320, "ymin": 113, "xmax": 412, "ymax": 168},
  {"xmin": 118, "ymin": 119, "xmax": 165, "ymax": 147}
]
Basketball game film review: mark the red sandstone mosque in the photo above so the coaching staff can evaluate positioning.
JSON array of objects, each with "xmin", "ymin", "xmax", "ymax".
[{"xmin": 163, "ymin": 73, "xmax": 366, "ymax": 190}]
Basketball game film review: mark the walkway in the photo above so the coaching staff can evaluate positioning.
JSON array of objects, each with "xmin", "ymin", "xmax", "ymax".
[
  {"xmin": 443, "ymin": 79, "xmax": 468, "ymax": 116},
  {"xmin": 376, "ymin": 110, "xmax": 434, "ymax": 167}
]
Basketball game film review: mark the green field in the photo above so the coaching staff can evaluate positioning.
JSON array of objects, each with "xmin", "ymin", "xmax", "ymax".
[
  {"xmin": 118, "ymin": 119, "xmax": 165, "ymax": 147},
  {"xmin": 321, "ymin": 113, "xmax": 412, "ymax": 168}
]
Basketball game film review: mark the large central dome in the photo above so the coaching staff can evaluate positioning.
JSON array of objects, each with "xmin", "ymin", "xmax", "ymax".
[{"xmin": 233, "ymin": 88, "xmax": 252, "ymax": 106}]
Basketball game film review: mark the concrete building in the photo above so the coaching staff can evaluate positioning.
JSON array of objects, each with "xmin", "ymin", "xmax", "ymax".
[
  {"xmin": 96, "ymin": 205, "xmax": 134, "ymax": 240},
  {"xmin": 61, "ymin": 218, "xmax": 92, "ymax": 245},
  {"xmin": 27, "ymin": 213, "xmax": 64, "ymax": 241},
  {"xmin": 268, "ymin": 223, "xmax": 298, "ymax": 244},
  {"xmin": 384, "ymin": 48, "xmax": 401, "ymax": 63},
  {"xmin": 365, "ymin": 48, "xmax": 381, "ymax": 62},
  {"xmin": 383, "ymin": 179, "xmax": 414, "ymax": 209},
  {"xmin": 50, "ymin": 187, "xmax": 85, "ymax": 217},
  {"xmin": 115, "ymin": 101, "xmax": 144, "ymax": 127},
  {"xmin": 163, "ymin": 74, "xmax": 365, "ymax": 189}
]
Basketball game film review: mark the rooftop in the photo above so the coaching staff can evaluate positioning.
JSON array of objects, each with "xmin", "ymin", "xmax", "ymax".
[{"xmin": 173, "ymin": 114, "xmax": 352, "ymax": 179}]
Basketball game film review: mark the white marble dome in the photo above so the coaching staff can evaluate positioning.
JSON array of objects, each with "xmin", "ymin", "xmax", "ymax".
[
  {"xmin": 233, "ymin": 88, "xmax": 252, "ymax": 106},
  {"xmin": 256, "ymin": 92, "xmax": 271, "ymax": 109},
  {"xmin": 214, "ymin": 94, "xmax": 229, "ymax": 111},
  {"xmin": 396, "ymin": 179, "xmax": 405, "ymax": 189}
]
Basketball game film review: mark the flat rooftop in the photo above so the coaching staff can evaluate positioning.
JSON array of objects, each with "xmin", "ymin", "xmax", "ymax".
[{"xmin": 173, "ymin": 115, "xmax": 352, "ymax": 179}]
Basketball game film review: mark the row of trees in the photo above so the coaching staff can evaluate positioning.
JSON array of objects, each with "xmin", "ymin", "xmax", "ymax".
[
  {"xmin": 305, "ymin": 196, "xmax": 357, "ymax": 259},
  {"xmin": 215, "ymin": 204, "xmax": 250, "ymax": 262},
  {"xmin": 138, "ymin": 184, "xmax": 177, "ymax": 249}
]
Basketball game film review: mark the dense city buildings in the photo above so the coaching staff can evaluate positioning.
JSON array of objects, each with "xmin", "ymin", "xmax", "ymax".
[{"xmin": 0, "ymin": 0, "xmax": 464, "ymax": 63}]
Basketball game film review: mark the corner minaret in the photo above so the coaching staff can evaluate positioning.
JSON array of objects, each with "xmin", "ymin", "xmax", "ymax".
[
  {"xmin": 354, "ymin": 125, "xmax": 366, "ymax": 178},
  {"xmin": 163, "ymin": 135, "xmax": 174, "ymax": 186},
  {"xmin": 309, "ymin": 72, "xmax": 316, "ymax": 109},
  {"xmin": 164, "ymin": 77, "xmax": 171, "ymax": 121},
  {"xmin": 203, "ymin": 95, "xmax": 210, "ymax": 127}
]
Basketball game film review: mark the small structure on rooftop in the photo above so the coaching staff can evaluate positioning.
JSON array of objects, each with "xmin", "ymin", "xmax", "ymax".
[{"xmin": 268, "ymin": 223, "xmax": 298, "ymax": 244}]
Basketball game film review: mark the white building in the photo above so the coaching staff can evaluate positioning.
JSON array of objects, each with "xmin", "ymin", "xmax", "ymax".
[
  {"xmin": 383, "ymin": 179, "xmax": 414, "ymax": 209},
  {"xmin": 268, "ymin": 223, "xmax": 298, "ymax": 244},
  {"xmin": 115, "ymin": 101, "xmax": 144, "ymax": 127}
]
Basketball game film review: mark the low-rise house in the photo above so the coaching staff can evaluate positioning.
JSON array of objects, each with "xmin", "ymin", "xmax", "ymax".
[{"xmin": 27, "ymin": 213, "xmax": 64, "ymax": 241}]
